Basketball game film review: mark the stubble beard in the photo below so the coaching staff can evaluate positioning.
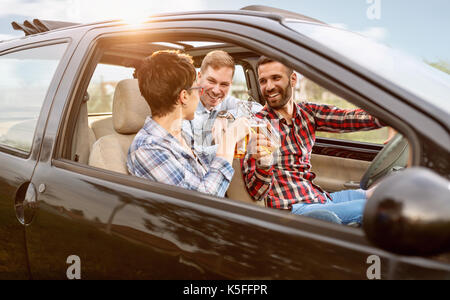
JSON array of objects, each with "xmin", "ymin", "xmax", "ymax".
[{"xmin": 265, "ymin": 81, "xmax": 293, "ymax": 110}]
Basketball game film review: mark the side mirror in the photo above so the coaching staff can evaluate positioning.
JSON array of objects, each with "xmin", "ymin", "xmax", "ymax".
[{"xmin": 363, "ymin": 167, "xmax": 450, "ymax": 256}]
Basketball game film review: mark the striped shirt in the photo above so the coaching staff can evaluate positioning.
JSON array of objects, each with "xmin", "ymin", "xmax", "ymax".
[
  {"xmin": 127, "ymin": 117, "xmax": 234, "ymax": 197},
  {"xmin": 242, "ymin": 102, "xmax": 384, "ymax": 210}
]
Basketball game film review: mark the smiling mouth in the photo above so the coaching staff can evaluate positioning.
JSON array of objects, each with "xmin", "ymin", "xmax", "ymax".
[
  {"xmin": 266, "ymin": 93, "xmax": 280, "ymax": 100},
  {"xmin": 206, "ymin": 93, "xmax": 222, "ymax": 102}
]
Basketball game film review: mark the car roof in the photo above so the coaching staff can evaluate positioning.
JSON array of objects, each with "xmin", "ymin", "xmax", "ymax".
[{"xmin": 6, "ymin": 5, "xmax": 326, "ymax": 39}]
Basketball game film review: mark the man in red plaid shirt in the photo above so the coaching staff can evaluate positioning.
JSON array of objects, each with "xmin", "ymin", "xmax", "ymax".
[{"xmin": 242, "ymin": 57, "xmax": 385, "ymax": 225}]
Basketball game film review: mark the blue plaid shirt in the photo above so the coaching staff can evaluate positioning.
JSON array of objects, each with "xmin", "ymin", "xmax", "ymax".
[
  {"xmin": 127, "ymin": 117, "xmax": 234, "ymax": 197},
  {"xmin": 182, "ymin": 96, "xmax": 263, "ymax": 164}
]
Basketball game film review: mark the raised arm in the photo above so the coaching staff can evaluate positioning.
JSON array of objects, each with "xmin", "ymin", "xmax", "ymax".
[
  {"xmin": 305, "ymin": 103, "xmax": 384, "ymax": 133},
  {"xmin": 129, "ymin": 145, "xmax": 234, "ymax": 197}
]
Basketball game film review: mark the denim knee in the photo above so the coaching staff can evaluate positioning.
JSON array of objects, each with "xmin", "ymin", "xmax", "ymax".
[
  {"xmin": 329, "ymin": 189, "xmax": 367, "ymax": 203},
  {"xmin": 302, "ymin": 210, "xmax": 342, "ymax": 224}
]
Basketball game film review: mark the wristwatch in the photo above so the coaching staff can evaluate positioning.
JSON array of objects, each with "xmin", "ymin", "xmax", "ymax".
[{"xmin": 217, "ymin": 110, "xmax": 235, "ymax": 120}]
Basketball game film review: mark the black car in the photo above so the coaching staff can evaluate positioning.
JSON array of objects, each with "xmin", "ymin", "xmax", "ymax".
[{"xmin": 0, "ymin": 6, "xmax": 449, "ymax": 279}]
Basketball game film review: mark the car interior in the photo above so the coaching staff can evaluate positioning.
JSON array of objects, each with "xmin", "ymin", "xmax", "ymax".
[{"xmin": 67, "ymin": 37, "xmax": 410, "ymax": 213}]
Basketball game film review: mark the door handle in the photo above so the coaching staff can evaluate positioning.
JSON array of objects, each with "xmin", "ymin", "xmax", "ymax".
[
  {"xmin": 343, "ymin": 181, "xmax": 361, "ymax": 189},
  {"xmin": 15, "ymin": 182, "xmax": 38, "ymax": 226}
]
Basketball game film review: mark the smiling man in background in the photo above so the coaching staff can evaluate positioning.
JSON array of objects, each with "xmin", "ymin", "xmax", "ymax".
[{"xmin": 183, "ymin": 50, "xmax": 263, "ymax": 163}]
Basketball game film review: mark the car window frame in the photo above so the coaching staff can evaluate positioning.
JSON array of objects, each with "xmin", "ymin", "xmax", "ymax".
[
  {"xmin": 51, "ymin": 20, "xmax": 423, "ymax": 222},
  {"xmin": 0, "ymin": 38, "xmax": 72, "ymax": 159}
]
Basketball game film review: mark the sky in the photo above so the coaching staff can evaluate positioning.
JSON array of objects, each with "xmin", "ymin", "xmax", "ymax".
[{"xmin": 0, "ymin": 0, "xmax": 449, "ymax": 63}]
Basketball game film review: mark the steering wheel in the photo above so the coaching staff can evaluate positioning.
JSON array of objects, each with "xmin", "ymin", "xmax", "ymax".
[{"xmin": 360, "ymin": 134, "xmax": 409, "ymax": 190}]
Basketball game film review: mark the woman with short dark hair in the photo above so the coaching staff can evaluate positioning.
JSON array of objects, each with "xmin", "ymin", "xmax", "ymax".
[{"xmin": 127, "ymin": 50, "xmax": 250, "ymax": 197}]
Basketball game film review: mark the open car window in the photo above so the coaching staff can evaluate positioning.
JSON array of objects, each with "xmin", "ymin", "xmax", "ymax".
[
  {"xmin": 230, "ymin": 65, "xmax": 249, "ymax": 100},
  {"xmin": 295, "ymin": 73, "xmax": 389, "ymax": 145},
  {"xmin": 62, "ymin": 31, "xmax": 409, "ymax": 229},
  {"xmin": 87, "ymin": 64, "xmax": 134, "ymax": 115}
]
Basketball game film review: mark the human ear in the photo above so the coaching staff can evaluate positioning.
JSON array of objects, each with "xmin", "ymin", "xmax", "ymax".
[
  {"xmin": 290, "ymin": 72, "xmax": 297, "ymax": 86},
  {"xmin": 179, "ymin": 90, "xmax": 188, "ymax": 107}
]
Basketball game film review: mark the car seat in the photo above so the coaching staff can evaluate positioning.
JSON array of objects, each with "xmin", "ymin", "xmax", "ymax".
[
  {"xmin": 88, "ymin": 79, "xmax": 150, "ymax": 174},
  {"xmin": 227, "ymin": 159, "xmax": 266, "ymax": 207}
]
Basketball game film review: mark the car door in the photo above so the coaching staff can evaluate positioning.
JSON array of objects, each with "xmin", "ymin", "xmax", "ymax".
[
  {"xmin": 0, "ymin": 38, "xmax": 72, "ymax": 279},
  {"xmin": 24, "ymin": 16, "xmax": 449, "ymax": 279}
]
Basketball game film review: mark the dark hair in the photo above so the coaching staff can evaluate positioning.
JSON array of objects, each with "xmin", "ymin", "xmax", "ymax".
[
  {"xmin": 137, "ymin": 50, "xmax": 196, "ymax": 117},
  {"xmin": 256, "ymin": 56, "xmax": 293, "ymax": 76}
]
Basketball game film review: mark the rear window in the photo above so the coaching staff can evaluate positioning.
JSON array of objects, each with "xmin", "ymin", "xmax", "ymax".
[
  {"xmin": 87, "ymin": 64, "xmax": 134, "ymax": 115},
  {"xmin": 0, "ymin": 43, "xmax": 67, "ymax": 152}
]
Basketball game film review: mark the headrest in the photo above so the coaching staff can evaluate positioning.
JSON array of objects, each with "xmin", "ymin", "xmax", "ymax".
[{"xmin": 112, "ymin": 79, "xmax": 151, "ymax": 134}]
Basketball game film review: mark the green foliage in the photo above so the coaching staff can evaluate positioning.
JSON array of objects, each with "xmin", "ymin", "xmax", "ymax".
[{"xmin": 426, "ymin": 60, "xmax": 450, "ymax": 75}]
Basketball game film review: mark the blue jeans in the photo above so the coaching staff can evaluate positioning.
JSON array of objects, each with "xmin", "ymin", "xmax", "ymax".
[{"xmin": 291, "ymin": 189, "xmax": 367, "ymax": 225}]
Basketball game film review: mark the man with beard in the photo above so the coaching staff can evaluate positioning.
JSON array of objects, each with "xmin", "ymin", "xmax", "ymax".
[
  {"xmin": 182, "ymin": 50, "xmax": 263, "ymax": 163},
  {"xmin": 242, "ymin": 56, "xmax": 386, "ymax": 225}
]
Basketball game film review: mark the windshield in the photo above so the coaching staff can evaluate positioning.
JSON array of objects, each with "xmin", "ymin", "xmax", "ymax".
[{"xmin": 286, "ymin": 22, "xmax": 450, "ymax": 114}]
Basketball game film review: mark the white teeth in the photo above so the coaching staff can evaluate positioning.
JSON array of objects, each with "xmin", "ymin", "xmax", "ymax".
[
  {"xmin": 269, "ymin": 93, "xmax": 279, "ymax": 98},
  {"xmin": 208, "ymin": 94, "xmax": 221, "ymax": 101}
]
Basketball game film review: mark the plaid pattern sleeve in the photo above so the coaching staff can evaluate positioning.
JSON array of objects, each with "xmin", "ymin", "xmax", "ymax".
[
  {"xmin": 127, "ymin": 118, "xmax": 234, "ymax": 198},
  {"xmin": 130, "ymin": 144, "xmax": 233, "ymax": 197},
  {"xmin": 305, "ymin": 103, "xmax": 384, "ymax": 132},
  {"xmin": 131, "ymin": 144, "xmax": 184, "ymax": 184},
  {"xmin": 242, "ymin": 157, "xmax": 274, "ymax": 202}
]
